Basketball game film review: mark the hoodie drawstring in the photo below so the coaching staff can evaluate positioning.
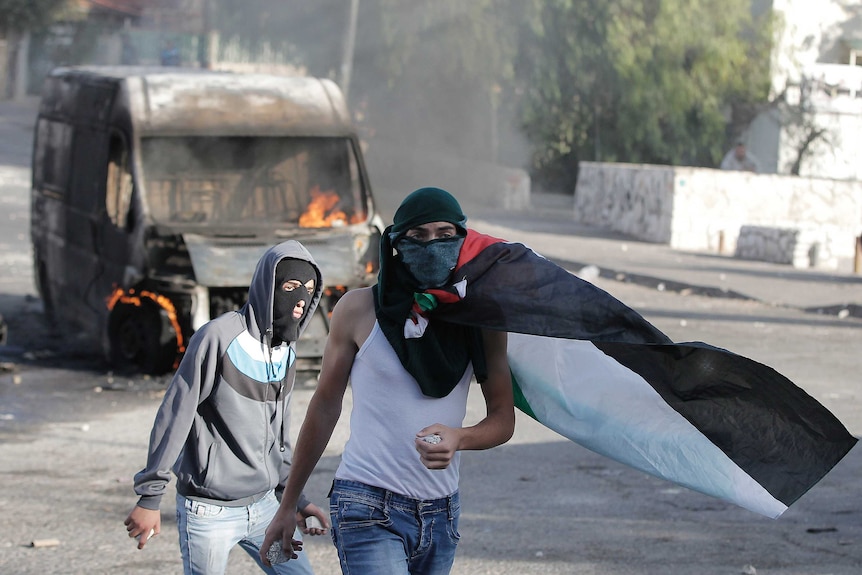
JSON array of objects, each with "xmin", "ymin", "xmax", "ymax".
[
  {"xmin": 279, "ymin": 382, "xmax": 287, "ymax": 452},
  {"xmin": 261, "ymin": 329, "xmax": 287, "ymax": 452},
  {"xmin": 265, "ymin": 328, "xmax": 276, "ymax": 381}
]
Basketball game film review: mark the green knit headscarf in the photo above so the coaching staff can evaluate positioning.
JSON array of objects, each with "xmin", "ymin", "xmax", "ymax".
[
  {"xmin": 373, "ymin": 187, "xmax": 486, "ymax": 398},
  {"xmin": 390, "ymin": 187, "xmax": 468, "ymax": 237}
]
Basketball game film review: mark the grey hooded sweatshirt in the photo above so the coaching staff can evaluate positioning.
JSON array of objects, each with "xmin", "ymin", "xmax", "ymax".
[{"xmin": 134, "ymin": 240, "xmax": 323, "ymax": 511}]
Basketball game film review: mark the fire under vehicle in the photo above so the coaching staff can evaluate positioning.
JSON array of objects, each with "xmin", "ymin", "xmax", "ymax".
[{"xmin": 30, "ymin": 66, "xmax": 383, "ymax": 374}]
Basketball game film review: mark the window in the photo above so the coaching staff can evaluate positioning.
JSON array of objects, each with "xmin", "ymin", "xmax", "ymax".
[
  {"xmin": 139, "ymin": 136, "xmax": 366, "ymax": 227},
  {"xmin": 106, "ymin": 133, "xmax": 134, "ymax": 229},
  {"xmin": 34, "ymin": 119, "xmax": 72, "ymax": 194}
]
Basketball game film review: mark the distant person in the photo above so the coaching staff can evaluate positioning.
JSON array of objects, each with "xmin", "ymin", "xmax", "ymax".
[
  {"xmin": 721, "ymin": 140, "xmax": 760, "ymax": 173},
  {"xmin": 160, "ymin": 40, "xmax": 181, "ymax": 66},
  {"xmin": 124, "ymin": 240, "xmax": 329, "ymax": 575},
  {"xmin": 260, "ymin": 187, "xmax": 516, "ymax": 574}
]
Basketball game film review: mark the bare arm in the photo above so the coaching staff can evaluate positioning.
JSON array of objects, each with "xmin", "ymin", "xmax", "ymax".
[
  {"xmin": 416, "ymin": 329, "xmax": 515, "ymax": 469},
  {"xmin": 260, "ymin": 288, "xmax": 369, "ymax": 565}
]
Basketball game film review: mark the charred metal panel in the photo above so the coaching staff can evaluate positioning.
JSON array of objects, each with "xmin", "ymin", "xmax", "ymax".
[
  {"xmin": 66, "ymin": 125, "xmax": 110, "ymax": 257},
  {"xmin": 184, "ymin": 227, "xmax": 373, "ymax": 289},
  {"xmin": 293, "ymin": 228, "xmax": 377, "ymax": 287},
  {"xmin": 131, "ymin": 74, "xmax": 352, "ymax": 136},
  {"xmin": 183, "ymin": 234, "xmax": 269, "ymax": 287},
  {"xmin": 39, "ymin": 71, "xmax": 116, "ymax": 123}
]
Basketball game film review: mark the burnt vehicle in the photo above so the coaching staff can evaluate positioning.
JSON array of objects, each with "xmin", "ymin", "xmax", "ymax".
[{"xmin": 31, "ymin": 66, "xmax": 383, "ymax": 374}]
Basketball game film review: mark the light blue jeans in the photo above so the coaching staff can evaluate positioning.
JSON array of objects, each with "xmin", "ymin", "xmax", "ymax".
[
  {"xmin": 176, "ymin": 491, "xmax": 314, "ymax": 575},
  {"xmin": 329, "ymin": 479, "xmax": 461, "ymax": 575}
]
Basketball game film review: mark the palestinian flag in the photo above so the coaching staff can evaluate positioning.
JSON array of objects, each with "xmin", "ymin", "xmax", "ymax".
[{"xmin": 428, "ymin": 230, "xmax": 857, "ymax": 519}]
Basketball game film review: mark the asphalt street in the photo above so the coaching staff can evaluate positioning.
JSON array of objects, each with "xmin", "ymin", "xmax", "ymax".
[{"xmin": 1, "ymin": 96, "xmax": 861, "ymax": 574}]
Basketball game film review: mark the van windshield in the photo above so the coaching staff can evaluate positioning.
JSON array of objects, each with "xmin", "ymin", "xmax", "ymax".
[{"xmin": 139, "ymin": 136, "xmax": 368, "ymax": 227}]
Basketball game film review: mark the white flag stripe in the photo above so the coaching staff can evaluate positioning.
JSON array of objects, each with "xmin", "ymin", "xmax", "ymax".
[{"xmin": 508, "ymin": 332, "xmax": 787, "ymax": 519}]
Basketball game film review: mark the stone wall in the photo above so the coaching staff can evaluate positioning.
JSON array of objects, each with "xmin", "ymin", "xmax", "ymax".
[
  {"xmin": 573, "ymin": 161, "xmax": 862, "ymax": 270},
  {"xmin": 572, "ymin": 163, "xmax": 675, "ymax": 243}
]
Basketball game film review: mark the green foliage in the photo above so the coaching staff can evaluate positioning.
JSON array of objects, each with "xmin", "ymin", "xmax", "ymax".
[
  {"xmin": 0, "ymin": 0, "xmax": 68, "ymax": 33},
  {"xmin": 517, "ymin": 0, "xmax": 773, "ymax": 191}
]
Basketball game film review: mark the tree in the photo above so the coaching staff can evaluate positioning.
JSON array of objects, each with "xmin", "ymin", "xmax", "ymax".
[
  {"xmin": 779, "ymin": 78, "xmax": 836, "ymax": 176},
  {"xmin": 516, "ymin": 0, "xmax": 774, "ymax": 192},
  {"xmin": 1, "ymin": 0, "xmax": 69, "ymax": 99},
  {"xmin": 0, "ymin": 0, "xmax": 68, "ymax": 34},
  {"xmin": 515, "ymin": 0, "xmax": 615, "ymax": 191}
]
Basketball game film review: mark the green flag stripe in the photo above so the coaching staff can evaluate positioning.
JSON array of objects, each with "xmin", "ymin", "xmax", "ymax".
[{"xmin": 511, "ymin": 369, "xmax": 538, "ymax": 420}]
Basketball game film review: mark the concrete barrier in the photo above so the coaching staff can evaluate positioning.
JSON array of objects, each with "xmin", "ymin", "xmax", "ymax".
[
  {"xmin": 574, "ymin": 161, "xmax": 862, "ymax": 270},
  {"xmin": 734, "ymin": 225, "xmax": 834, "ymax": 268}
]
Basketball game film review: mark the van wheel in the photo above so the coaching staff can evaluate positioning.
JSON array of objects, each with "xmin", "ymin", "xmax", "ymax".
[{"xmin": 109, "ymin": 304, "xmax": 177, "ymax": 374}]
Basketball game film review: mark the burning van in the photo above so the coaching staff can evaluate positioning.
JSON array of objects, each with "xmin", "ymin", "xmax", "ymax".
[{"xmin": 30, "ymin": 66, "xmax": 383, "ymax": 374}]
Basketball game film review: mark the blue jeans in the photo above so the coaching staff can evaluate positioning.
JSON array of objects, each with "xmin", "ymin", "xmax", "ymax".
[
  {"xmin": 329, "ymin": 479, "xmax": 461, "ymax": 575},
  {"xmin": 176, "ymin": 491, "xmax": 314, "ymax": 575}
]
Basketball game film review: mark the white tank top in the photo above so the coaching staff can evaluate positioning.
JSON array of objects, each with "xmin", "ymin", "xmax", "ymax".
[{"xmin": 335, "ymin": 321, "xmax": 473, "ymax": 499}]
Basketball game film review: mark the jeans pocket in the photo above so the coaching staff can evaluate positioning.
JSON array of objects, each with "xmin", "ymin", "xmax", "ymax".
[
  {"xmin": 446, "ymin": 500, "xmax": 461, "ymax": 543},
  {"xmin": 446, "ymin": 514, "xmax": 461, "ymax": 544},
  {"xmin": 333, "ymin": 495, "xmax": 390, "ymax": 531},
  {"xmin": 186, "ymin": 499, "xmax": 226, "ymax": 519}
]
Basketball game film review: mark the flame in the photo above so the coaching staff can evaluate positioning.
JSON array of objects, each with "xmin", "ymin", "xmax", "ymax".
[
  {"xmin": 323, "ymin": 285, "xmax": 347, "ymax": 298},
  {"xmin": 299, "ymin": 185, "xmax": 364, "ymax": 228},
  {"xmin": 322, "ymin": 285, "xmax": 348, "ymax": 318},
  {"xmin": 365, "ymin": 261, "xmax": 374, "ymax": 274},
  {"xmin": 106, "ymin": 287, "xmax": 186, "ymax": 356}
]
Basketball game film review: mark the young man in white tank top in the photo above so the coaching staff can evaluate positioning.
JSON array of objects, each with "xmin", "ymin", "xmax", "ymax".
[{"xmin": 262, "ymin": 188, "xmax": 515, "ymax": 574}]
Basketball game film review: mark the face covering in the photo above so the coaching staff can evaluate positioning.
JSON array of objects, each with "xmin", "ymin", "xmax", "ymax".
[
  {"xmin": 272, "ymin": 258, "xmax": 317, "ymax": 344},
  {"xmin": 394, "ymin": 234, "xmax": 465, "ymax": 290}
]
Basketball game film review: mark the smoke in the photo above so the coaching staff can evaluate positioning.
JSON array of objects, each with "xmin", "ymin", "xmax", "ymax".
[{"xmin": 28, "ymin": 1, "xmax": 536, "ymax": 217}]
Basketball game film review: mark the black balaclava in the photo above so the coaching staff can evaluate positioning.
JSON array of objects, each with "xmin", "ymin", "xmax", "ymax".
[
  {"xmin": 272, "ymin": 258, "xmax": 317, "ymax": 345},
  {"xmin": 374, "ymin": 187, "xmax": 487, "ymax": 398}
]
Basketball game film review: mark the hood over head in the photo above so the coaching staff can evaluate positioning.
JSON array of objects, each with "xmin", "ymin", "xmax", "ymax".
[{"xmin": 244, "ymin": 240, "xmax": 322, "ymax": 345}]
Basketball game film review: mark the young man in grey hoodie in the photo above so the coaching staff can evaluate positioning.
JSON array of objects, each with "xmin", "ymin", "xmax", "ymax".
[{"xmin": 124, "ymin": 240, "xmax": 329, "ymax": 575}]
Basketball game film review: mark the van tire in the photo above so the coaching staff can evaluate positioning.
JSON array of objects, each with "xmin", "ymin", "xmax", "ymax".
[{"xmin": 109, "ymin": 303, "xmax": 177, "ymax": 374}]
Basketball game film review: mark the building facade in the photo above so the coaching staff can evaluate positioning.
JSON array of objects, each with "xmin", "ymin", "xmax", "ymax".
[{"xmin": 749, "ymin": 0, "xmax": 862, "ymax": 180}]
